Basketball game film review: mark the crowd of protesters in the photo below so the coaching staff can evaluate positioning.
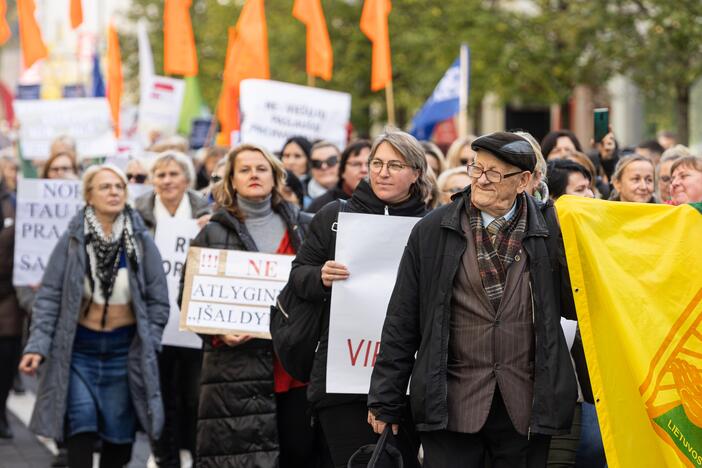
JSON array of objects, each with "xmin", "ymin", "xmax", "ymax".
[{"xmin": 0, "ymin": 121, "xmax": 699, "ymax": 468}]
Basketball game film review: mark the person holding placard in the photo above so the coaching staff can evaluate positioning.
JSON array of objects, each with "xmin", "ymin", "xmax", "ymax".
[
  {"xmin": 18, "ymin": 164, "xmax": 170, "ymax": 468},
  {"xmin": 184, "ymin": 144, "xmax": 311, "ymax": 468},
  {"xmin": 135, "ymin": 151, "xmax": 210, "ymax": 468},
  {"xmin": 288, "ymin": 129, "xmax": 431, "ymax": 468}
]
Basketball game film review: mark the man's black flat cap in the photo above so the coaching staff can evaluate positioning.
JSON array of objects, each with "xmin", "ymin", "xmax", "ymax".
[{"xmin": 471, "ymin": 132, "xmax": 536, "ymax": 172}]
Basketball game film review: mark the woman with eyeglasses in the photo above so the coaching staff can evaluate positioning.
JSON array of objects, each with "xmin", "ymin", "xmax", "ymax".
[
  {"xmin": 18, "ymin": 164, "xmax": 169, "ymax": 468},
  {"xmin": 125, "ymin": 159, "xmax": 149, "ymax": 184},
  {"xmin": 134, "ymin": 151, "xmax": 210, "ymax": 467},
  {"xmin": 437, "ymin": 166, "xmax": 470, "ymax": 205},
  {"xmin": 201, "ymin": 158, "xmax": 227, "ymax": 204},
  {"xmin": 307, "ymin": 141, "xmax": 342, "ymax": 202},
  {"xmin": 288, "ymin": 129, "xmax": 429, "ymax": 468},
  {"xmin": 41, "ymin": 151, "xmax": 79, "ymax": 180}
]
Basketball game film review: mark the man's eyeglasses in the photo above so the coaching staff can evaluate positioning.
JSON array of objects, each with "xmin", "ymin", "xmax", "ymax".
[
  {"xmin": 210, "ymin": 174, "xmax": 223, "ymax": 184},
  {"xmin": 311, "ymin": 156, "xmax": 339, "ymax": 169},
  {"xmin": 369, "ymin": 159, "xmax": 411, "ymax": 174},
  {"xmin": 126, "ymin": 173, "xmax": 147, "ymax": 184},
  {"xmin": 467, "ymin": 164, "xmax": 524, "ymax": 183}
]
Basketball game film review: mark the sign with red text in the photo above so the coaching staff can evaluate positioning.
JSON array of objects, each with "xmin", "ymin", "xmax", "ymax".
[
  {"xmin": 326, "ymin": 213, "xmax": 420, "ymax": 394},
  {"xmin": 137, "ymin": 76, "xmax": 185, "ymax": 146},
  {"xmin": 179, "ymin": 247, "xmax": 294, "ymax": 338},
  {"xmin": 155, "ymin": 218, "xmax": 202, "ymax": 349}
]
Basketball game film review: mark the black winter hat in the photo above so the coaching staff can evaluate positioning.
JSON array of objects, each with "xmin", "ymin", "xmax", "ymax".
[{"xmin": 471, "ymin": 132, "xmax": 536, "ymax": 172}]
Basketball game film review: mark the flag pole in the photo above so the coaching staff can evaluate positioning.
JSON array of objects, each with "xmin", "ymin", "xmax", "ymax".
[
  {"xmin": 458, "ymin": 43, "xmax": 470, "ymax": 138},
  {"xmin": 385, "ymin": 80, "xmax": 396, "ymax": 126}
]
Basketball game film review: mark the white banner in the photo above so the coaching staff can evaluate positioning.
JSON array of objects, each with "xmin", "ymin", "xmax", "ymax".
[
  {"xmin": 138, "ymin": 76, "xmax": 185, "ymax": 146},
  {"xmin": 180, "ymin": 247, "xmax": 294, "ymax": 338},
  {"xmin": 13, "ymin": 98, "xmax": 117, "ymax": 160},
  {"xmin": 155, "ymin": 218, "xmax": 202, "ymax": 349},
  {"xmin": 326, "ymin": 213, "xmax": 420, "ymax": 394},
  {"xmin": 13, "ymin": 178, "xmax": 84, "ymax": 286},
  {"xmin": 239, "ymin": 79, "xmax": 351, "ymax": 153}
]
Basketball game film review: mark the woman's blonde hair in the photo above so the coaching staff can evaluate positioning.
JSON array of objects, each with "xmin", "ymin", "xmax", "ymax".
[
  {"xmin": 82, "ymin": 163, "xmax": 129, "ymax": 202},
  {"xmin": 150, "ymin": 151, "xmax": 196, "ymax": 188},
  {"xmin": 611, "ymin": 154, "xmax": 655, "ymax": 184},
  {"xmin": 445, "ymin": 135, "xmax": 477, "ymax": 168},
  {"xmin": 216, "ymin": 144, "xmax": 287, "ymax": 220}
]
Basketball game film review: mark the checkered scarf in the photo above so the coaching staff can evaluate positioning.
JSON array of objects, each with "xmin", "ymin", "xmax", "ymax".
[{"xmin": 468, "ymin": 194, "xmax": 528, "ymax": 311}]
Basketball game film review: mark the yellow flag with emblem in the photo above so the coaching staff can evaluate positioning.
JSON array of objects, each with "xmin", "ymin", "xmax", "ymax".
[{"xmin": 556, "ymin": 196, "xmax": 702, "ymax": 468}]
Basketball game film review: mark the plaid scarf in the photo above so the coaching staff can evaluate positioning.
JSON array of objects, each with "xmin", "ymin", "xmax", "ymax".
[{"xmin": 468, "ymin": 194, "xmax": 528, "ymax": 311}]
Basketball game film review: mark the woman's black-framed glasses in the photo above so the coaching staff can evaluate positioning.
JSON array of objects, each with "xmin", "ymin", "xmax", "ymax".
[{"xmin": 467, "ymin": 164, "xmax": 523, "ymax": 183}]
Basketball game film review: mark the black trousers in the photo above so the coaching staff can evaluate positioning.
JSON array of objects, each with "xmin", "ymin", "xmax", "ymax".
[
  {"xmin": 421, "ymin": 389, "xmax": 551, "ymax": 468},
  {"xmin": 275, "ymin": 386, "xmax": 316, "ymax": 468},
  {"xmin": 0, "ymin": 336, "xmax": 22, "ymax": 419},
  {"xmin": 317, "ymin": 400, "xmax": 420, "ymax": 468},
  {"xmin": 151, "ymin": 345, "xmax": 202, "ymax": 468}
]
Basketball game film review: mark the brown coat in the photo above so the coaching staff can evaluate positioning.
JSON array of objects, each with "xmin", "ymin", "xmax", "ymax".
[
  {"xmin": 0, "ymin": 186, "xmax": 25, "ymax": 337},
  {"xmin": 447, "ymin": 209, "xmax": 534, "ymax": 434}
]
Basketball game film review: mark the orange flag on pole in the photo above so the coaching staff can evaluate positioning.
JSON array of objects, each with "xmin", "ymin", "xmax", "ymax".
[
  {"xmin": 216, "ymin": 0, "xmax": 270, "ymax": 143},
  {"xmin": 0, "ymin": 0, "xmax": 11, "ymax": 45},
  {"xmin": 17, "ymin": 0, "xmax": 48, "ymax": 68},
  {"xmin": 360, "ymin": 0, "xmax": 392, "ymax": 91},
  {"xmin": 163, "ymin": 0, "xmax": 198, "ymax": 76},
  {"xmin": 70, "ymin": 0, "xmax": 83, "ymax": 29},
  {"xmin": 292, "ymin": 0, "xmax": 333, "ymax": 81},
  {"xmin": 107, "ymin": 23, "xmax": 123, "ymax": 137}
]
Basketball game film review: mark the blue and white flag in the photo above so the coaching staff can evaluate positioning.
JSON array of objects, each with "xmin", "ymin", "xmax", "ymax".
[{"xmin": 409, "ymin": 47, "xmax": 469, "ymax": 140}]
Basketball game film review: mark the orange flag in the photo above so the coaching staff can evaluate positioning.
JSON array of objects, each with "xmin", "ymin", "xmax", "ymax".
[
  {"xmin": 0, "ymin": 0, "xmax": 11, "ymax": 45},
  {"xmin": 70, "ymin": 0, "xmax": 83, "ymax": 29},
  {"xmin": 107, "ymin": 23, "xmax": 123, "ymax": 137},
  {"xmin": 360, "ymin": 0, "xmax": 392, "ymax": 91},
  {"xmin": 292, "ymin": 0, "xmax": 333, "ymax": 81},
  {"xmin": 17, "ymin": 0, "xmax": 48, "ymax": 68},
  {"xmin": 163, "ymin": 0, "xmax": 198, "ymax": 76},
  {"xmin": 217, "ymin": 0, "xmax": 270, "ymax": 143}
]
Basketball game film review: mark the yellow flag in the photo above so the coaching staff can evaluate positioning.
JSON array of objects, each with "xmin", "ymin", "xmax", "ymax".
[{"xmin": 557, "ymin": 196, "xmax": 702, "ymax": 467}]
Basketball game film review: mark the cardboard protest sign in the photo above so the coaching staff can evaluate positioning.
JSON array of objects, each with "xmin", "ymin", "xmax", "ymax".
[
  {"xmin": 13, "ymin": 98, "xmax": 117, "ymax": 159},
  {"xmin": 180, "ymin": 247, "xmax": 294, "ymax": 338},
  {"xmin": 239, "ymin": 79, "xmax": 351, "ymax": 152},
  {"xmin": 138, "ymin": 76, "xmax": 185, "ymax": 146},
  {"xmin": 13, "ymin": 178, "xmax": 84, "ymax": 286},
  {"xmin": 155, "ymin": 218, "xmax": 202, "ymax": 349},
  {"xmin": 326, "ymin": 212, "xmax": 420, "ymax": 394}
]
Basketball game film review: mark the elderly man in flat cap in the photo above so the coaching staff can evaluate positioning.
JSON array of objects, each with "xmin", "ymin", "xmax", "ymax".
[{"xmin": 367, "ymin": 131, "xmax": 578, "ymax": 467}]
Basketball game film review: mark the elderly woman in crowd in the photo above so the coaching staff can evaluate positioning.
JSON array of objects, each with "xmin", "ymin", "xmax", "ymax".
[
  {"xmin": 288, "ymin": 129, "xmax": 428, "ymax": 468},
  {"xmin": 669, "ymin": 156, "xmax": 702, "ymax": 205},
  {"xmin": 445, "ymin": 135, "xmax": 477, "ymax": 168},
  {"xmin": 421, "ymin": 140, "xmax": 447, "ymax": 176},
  {"xmin": 134, "ymin": 150, "xmax": 209, "ymax": 467},
  {"xmin": 437, "ymin": 166, "xmax": 470, "ymax": 206},
  {"xmin": 41, "ymin": 150, "xmax": 79, "ymax": 180},
  {"xmin": 307, "ymin": 141, "xmax": 342, "ymax": 203},
  {"xmin": 18, "ymin": 164, "xmax": 169, "ymax": 468},
  {"xmin": 657, "ymin": 145, "xmax": 691, "ymax": 203},
  {"xmin": 125, "ymin": 158, "xmax": 150, "ymax": 185},
  {"xmin": 609, "ymin": 155, "xmax": 656, "ymax": 203},
  {"xmin": 184, "ymin": 144, "xmax": 312, "ymax": 467},
  {"xmin": 307, "ymin": 139, "xmax": 371, "ymax": 213}
]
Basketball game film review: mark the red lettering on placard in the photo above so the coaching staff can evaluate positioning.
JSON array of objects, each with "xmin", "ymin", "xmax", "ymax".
[
  {"xmin": 348, "ymin": 339, "xmax": 365, "ymax": 366},
  {"xmin": 372, "ymin": 341, "xmax": 381, "ymax": 367},
  {"xmin": 347, "ymin": 339, "xmax": 382, "ymax": 367},
  {"xmin": 247, "ymin": 259, "xmax": 261, "ymax": 276}
]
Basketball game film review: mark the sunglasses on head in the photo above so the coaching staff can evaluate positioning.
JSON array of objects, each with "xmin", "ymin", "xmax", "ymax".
[
  {"xmin": 311, "ymin": 155, "xmax": 339, "ymax": 169},
  {"xmin": 126, "ymin": 173, "xmax": 147, "ymax": 183}
]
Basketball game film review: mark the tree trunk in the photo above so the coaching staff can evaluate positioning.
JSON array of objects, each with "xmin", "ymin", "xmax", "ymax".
[{"xmin": 675, "ymin": 85, "xmax": 690, "ymax": 145}]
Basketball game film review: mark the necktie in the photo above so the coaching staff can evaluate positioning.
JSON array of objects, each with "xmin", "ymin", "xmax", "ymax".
[{"xmin": 486, "ymin": 217, "xmax": 506, "ymax": 246}]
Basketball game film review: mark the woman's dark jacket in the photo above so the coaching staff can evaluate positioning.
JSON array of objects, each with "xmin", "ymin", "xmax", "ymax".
[
  {"xmin": 306, "ymin": 185, "xmax": 350, "ymax": 214},
  {"xmin": 23, "ymin": 209, "xmax": 170, "ymax": 441},
  {"xmin": 288, "ymin": 179, "xmax": 428, "ymax": 409},
  {"xmin": 186, "ymin": 202, "xmax": 307, "ymax": 468},
  {"xmin": 0, "ymin": 184, "xmax": 24, "ymax": 337},
  {"xmin": 367, "ymin": 188, "xmax": 578, "ymax": 435}
]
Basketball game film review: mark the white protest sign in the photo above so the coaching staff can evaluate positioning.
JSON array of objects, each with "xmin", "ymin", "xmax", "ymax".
[
  {"xmin": 138, "ymin": 76, "xmax": 185, "ymax": 146},
  {"xmin": 326, "ymin": 213, "xmax": 420, "ymax": 394},
  {"xmin": 13, "ymin": 98, "xmax": 117, "ymax": 159},
  {"xmin": 180, "ymin": 247, "xmax": 294, "ymax": 338},
  {"xmin": 13, "ymin": 178, "xmax": 84, "ymax": 286},
  {"xmin": 155, "ymin": 218, "xmax": 202, "ymax": 349},
  {"xmin": 239, "ymin": 79, "xmax": 351, "ymax": 152}
]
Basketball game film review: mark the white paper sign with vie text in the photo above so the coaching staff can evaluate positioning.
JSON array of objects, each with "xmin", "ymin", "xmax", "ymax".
[
  {"xmin": 326, "ymin": 212, "xmax": 420, "ymax": 394},
  {"xmin": 179, "ymin": 247, "xmax": 294, "ymax": 338}
]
